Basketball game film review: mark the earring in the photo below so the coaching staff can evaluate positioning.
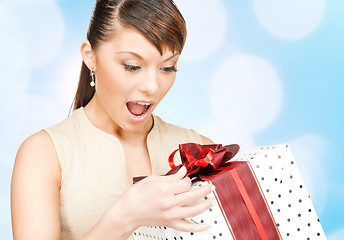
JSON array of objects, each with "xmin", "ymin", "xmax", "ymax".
[{"xmin": 90, "ymin": 70, "xmax": 95, "ymax": 87}]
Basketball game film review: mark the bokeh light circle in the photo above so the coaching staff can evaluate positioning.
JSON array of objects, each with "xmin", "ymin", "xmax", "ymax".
[
  {"xmin": 209, "ymin": 55, "xmax": 283, "ymax": 133},
  {"xmin": 0, "ymin": 7, "xmax": 28, "ymax": 85},
  {"xmin": 174, "ymin": 0, "xmax": 227, "ymax": 61},
  {"xmin": 2, "ymin": 0, "xmax": 65, "ymax": 68},
  {"xmin": 290, "ymin": 135, "xmax": 330, "ymax": 216},
  {"xmin": 253, "ymin": 0, "xmax": 326, "ymax": 40},
  {"xmin": 56, "ymin": 57, "xmax": 82, "ymax": 112},
  {"xmin": 197, "ymin": 120, "xmax": 256, "ymax": 148},
  {"xmin": 328, "ymin": 228, "xmax": 344, "ymax": 240},
  {"xmin": 20, "ymin": 94, "xmax": 65, "ymax": 136}
]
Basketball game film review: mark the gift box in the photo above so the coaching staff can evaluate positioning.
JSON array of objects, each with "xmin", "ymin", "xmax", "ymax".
[{"xmin": 133, "ymin": 144, "xmax": 326, "ymax": 240}]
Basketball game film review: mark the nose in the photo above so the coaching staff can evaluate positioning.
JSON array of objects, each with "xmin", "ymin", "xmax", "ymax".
[{"xmin": 139, "ymin": 69, "xmax": 159, "ymax": 95}]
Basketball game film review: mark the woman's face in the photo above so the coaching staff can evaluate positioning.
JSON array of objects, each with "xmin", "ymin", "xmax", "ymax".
[{"xmin": 91, "ymin": 26, "xmax": 179, "ymax": 135}]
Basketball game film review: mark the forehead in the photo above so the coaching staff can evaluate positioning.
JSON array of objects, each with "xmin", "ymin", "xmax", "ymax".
[{"xmin": 96, "ymin": 26, "xmax": 175, "ymax": 59}]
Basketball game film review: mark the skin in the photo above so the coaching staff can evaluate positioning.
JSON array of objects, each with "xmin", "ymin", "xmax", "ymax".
[{"xmin": 11, "ymin": 25, "xmax": 214, "ymax": 240}]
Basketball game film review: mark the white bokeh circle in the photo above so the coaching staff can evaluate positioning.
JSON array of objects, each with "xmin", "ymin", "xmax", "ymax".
[
  {"xmin": 2, "ymin": 0, "xmax": 65, "ymax": 68},
  {"xmin": 289, "ymin": 135, "xmax": 330, "ymax": 216},
  {"xmin": 0, "ymin": 192, "xmax": 11, "ymax": 228},
  {"xmin": 197, "ymin": 120, "xmax": 256, "ymax": 148},
  {"xmin": 0, "ymin": 91, "xmax": 27, "ymax": 151},
  {"xmin": 0, "ymin": 6, "xmax": 28, "ymax": 86},
  {"xmin": 253, "ymin": 0, "xmax": 326, "ymax": 40},
  {"xmin": 0, "ymin": 65, "xmax": 31, "ymax": 155},
  {"xmin": 328, "ymin": 228, "xmax": 344, "ymax": 240},
  {"xmin": 0, "ymin": 152, "xmax": 13, "ymax": 230},
  {"xmin": 57, "ymin": 56, "xmax": 82, "ymax": 111},
  {"xmin": 209, "ymin": 55, "xmax": 283, "ymax": 133},
  {"xmin": 20, "ymin": 94, "xmax": 65, "ymax": 135},
  {"xmin": 174, "ymin": 0, "xmax": 227, "ymax": 61},
  {"xmin": 4, "ymin": 0, "xmax": 58, "ymax": 3},
  {"xmin": 0, "ymin": 93, "xmax": 64, "ymax": 150}
]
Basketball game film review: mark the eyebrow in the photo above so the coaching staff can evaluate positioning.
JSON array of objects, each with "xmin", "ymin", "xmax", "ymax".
[{"xmin": 116, "ymin": 51, "xmax": 180, "ymax": 62}]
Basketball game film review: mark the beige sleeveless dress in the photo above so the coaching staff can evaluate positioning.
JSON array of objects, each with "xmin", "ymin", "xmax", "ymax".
[{"xmin": 44, "ymin": 107, "xmax": 203, "ymax": 240}]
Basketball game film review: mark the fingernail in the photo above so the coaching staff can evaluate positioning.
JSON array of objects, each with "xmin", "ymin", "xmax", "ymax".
[
  {"xmin": 211, "ymin": 184, "xmax": 216, "ymax": 192},
  {"xmin": 211, "ymin": 198, "xmax": 216, "ymax": 206},
  {"xmin": 178, "ymin": 166, "xmax": 186, "ymax": 172}
]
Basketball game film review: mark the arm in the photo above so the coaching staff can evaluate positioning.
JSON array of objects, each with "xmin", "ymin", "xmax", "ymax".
[
  {"xmin": 12, "ymin": 132, "xmax": 213, "ymax": 240},
  {"xmin": 11, "ymin": 131, "xmax": 61, "ymax": 239},
  {"xmin": 81, "ymin": 166, "xmax": 214, "ymax": 239},
  {"xmin": 11, "ymin": 131, "xmax": 133, "ymax": 240}
]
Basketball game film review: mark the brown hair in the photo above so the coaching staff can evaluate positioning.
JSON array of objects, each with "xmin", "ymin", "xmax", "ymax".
[{"xmin": 71, "ymin": 0, "xmax": 187, "ymax": 111}]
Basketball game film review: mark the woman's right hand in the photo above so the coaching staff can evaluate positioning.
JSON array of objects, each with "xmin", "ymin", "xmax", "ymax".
[{"xmin": 109, "ymin": 166, "xmax": 214, "ymax": 235}]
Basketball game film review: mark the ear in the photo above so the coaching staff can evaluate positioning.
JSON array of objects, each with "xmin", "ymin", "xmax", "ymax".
[{"xmin": 80, "ymin": 40, "xmax": 96, "ymax": 71}]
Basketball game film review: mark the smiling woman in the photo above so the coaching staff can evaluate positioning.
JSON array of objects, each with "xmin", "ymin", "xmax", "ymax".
[{"xmin": 10, "ymin": 1, "xmax": 214, "ymax": 240}]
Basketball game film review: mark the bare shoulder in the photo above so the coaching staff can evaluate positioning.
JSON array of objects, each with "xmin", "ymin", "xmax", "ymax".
[
  {"xmin": 200, "ymin": 134, "xmax": 214, "ymax": 145},
  {"xmin": 18, "ymin": 130, "xmax": 55, "ymax": 154},
  {"xmin": 13, "ymin": 130, "xmax": 61, "ymax": 195},
  {"xmin": 12, "ymin": 131, "xmax": 61, "ymax": 239},
  {"xmin": 15, "ymin": 130, "xmax": 60, "ymax": 176}
]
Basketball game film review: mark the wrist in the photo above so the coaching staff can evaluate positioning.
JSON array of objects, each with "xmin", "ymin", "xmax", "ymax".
[
  {"xmin": 105, "ymin": 197, "xmax": 139, "ymax": 238},
  {"xmin": 79, "ymin": 200, "xmax": 137, "ymax": 240}
]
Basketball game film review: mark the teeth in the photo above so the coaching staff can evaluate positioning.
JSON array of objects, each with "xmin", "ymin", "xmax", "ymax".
[{"xmin": 137, "ymin": 102, "xmax": 151, "ymax": 106}]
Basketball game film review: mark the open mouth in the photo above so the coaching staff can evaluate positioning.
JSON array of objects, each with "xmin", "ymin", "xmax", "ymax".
[{"xmin": 126, "ymin": 101, "xmax": 152, "ymax": 117}]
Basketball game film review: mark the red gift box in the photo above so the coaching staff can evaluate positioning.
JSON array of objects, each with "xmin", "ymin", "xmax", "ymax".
[
  {"xmin": 167, "ymin": 143, "xmax": 282, "ymax": 240},
  {"xmin": 134, "ymin": 143, "xmax": 282, "ymax": 240}
]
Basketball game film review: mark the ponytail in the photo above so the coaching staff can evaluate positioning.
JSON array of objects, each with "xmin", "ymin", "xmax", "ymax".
[{"xmin": 70, "ymin": 61, "xmax": 95, "ymax": 112}]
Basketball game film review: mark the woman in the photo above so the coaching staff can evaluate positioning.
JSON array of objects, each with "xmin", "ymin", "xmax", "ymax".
[{"xmin": 11, "ymin": 0, "xmax": 214, "ymax": 239}]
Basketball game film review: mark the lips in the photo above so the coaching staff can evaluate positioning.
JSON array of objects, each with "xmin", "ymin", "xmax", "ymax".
[{"xmin": 126, "ymin": 101, "xmax": 152, "ymax": 117}]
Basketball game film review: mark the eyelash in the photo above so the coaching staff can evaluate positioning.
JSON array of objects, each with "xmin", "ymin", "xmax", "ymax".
[
  {"xmin": 124, "ymin": 64, "xmax": 141, "ymax": 72},
  {"xmin": 123, "ymin": 64, "xmax": 178, "ymax": 73},
  {"xmin": 161, "ymin": 66, "xmax": 178, "ymax": 73}
]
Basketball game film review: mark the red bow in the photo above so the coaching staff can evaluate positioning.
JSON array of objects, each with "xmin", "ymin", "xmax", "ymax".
[{"xmin": 167, "ymin": 143, "xmax": 240, "ymax": 178}]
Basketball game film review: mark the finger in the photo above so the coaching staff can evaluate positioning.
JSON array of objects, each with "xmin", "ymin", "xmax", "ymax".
[
  {"xmin": 161, "ymin": 176, "xmax": 191, "ymax": 196},
  {"xmin": 164, "ymin": 166, "xmax": 187, "ymax": 181},
  {"xmin": 179, "ymin": 197, "xmax": 215, "ymax": 219},
  {"xmin": 175, "ymin": 183, "xmax": 214, "ymax": 206},
  {"xmin": 170, "ymin": 218, "xmax": 211, "ymax": 233},
  {"xmin": 161, "ymin": 165, "xmax": 187, "ymax": 182},
  {"xmin": 167, "ymin": 196, "xmax": 214, "ymax": 220}
]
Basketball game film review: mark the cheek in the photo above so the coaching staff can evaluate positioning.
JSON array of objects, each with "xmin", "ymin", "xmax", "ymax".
[
  {"xmin": 96, "ymin": 66, "xmax": 128, "ymax": 96},
  {"xmin": 161, "ymin": 76, "xmax": 176, "ymax": 94},
  {"xmin": 155, "ymin": 76, "xmax": 175, "ymax": 103}
]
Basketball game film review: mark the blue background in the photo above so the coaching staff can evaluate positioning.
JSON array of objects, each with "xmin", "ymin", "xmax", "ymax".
[{"xmin": 0, "ymin": 0, "xmax": 343, "ymax": 239}]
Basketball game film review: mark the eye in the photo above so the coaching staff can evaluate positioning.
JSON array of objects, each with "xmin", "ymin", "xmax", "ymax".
[
  {"xmin": 161, "ymin": 66, "xmax": 178, "ymax": 73},
  {"xmin": 124, "ymin": 64, "xmax": 141, "ymax": 72}
]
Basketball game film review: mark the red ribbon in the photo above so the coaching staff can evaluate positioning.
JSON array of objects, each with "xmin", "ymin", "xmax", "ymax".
[
  {"xmin": 167, "ymin": 143, "xmax": 240, "ymax": 178},
  {"xmin": 230, "ymin": 168, "xmax": 269, "ymax": 240}
]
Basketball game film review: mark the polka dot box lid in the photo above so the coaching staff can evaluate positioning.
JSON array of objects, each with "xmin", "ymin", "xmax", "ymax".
[{"xmin": 133, "ymin": 144, "xmax": 326, "ymax": 240}]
